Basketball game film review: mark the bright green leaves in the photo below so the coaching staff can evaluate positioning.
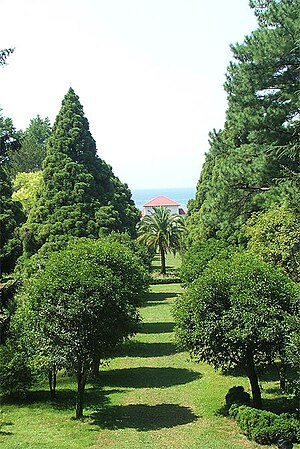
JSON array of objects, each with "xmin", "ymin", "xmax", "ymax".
[{"xmin": 174, "ymin": 251, "xmax": 299, "ymax": 406}]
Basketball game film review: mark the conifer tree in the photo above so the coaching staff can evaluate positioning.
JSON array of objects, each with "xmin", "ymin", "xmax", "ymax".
[
  {"xmin": 22, "ymin": 88, "xmax": 139, "ymax": 256},
  {"xmin": 187, "ymin": 0, "xmax": 300, "ymax": 245},
  {"xmin": 0, "ymin": 112, "xmax": 24, "ymax": 273}
]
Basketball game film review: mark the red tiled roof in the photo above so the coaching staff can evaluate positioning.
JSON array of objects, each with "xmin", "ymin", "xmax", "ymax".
[{"xmin": 143, "ymin": 196, "xmax": 180, "ymax": 207}]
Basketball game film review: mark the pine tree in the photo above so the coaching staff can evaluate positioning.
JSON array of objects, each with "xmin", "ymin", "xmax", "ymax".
[
  {"xmin": 187, "ymin": 0, "xmax": 300, "ymax": 245},
  {"xmin": 22, "ymin": 88, "xmax": 139, "ymax": 256}
]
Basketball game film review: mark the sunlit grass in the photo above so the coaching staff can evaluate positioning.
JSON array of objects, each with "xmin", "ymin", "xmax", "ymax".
[{"xmin": 1, "ymin": 282, "xmax": 298, "ymax": 448}]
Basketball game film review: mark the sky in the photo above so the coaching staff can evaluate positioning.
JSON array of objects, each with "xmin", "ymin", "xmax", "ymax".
[{"xmin": 0, "ymin": 0, "xmax": 257, "ymax": 189}]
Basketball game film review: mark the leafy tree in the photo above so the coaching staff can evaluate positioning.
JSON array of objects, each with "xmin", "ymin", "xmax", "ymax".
[
  {"xmin": 137, "ymin": 206, "xmax": 184, "ymax": 274},
  {"xmin": 0, "ymin": 340, "xmax": 33, "ymax": 396},
  {"xmin": 180, "ymin": 238, "xmax": 228, "ymax": 286},
  {"xmin": 245, "ymin": 202, "xmax": 300, "ymax": 281},
  {"xmin": 12, "ymin": 171, "xmax": 42, "ymax": 216},
  {"xmin": 174, "ymin": 252, "xmax": 299, "ymax": 408},
  {"xmin": 22, "ymin": 88, "xmax": 139, "ymax": 256},
  {"xmin": 8, "ymin": 116, "xmax": 51, "ymax": 174},
  {"xmin": 15, "ymin": 238, "xmax": 149, "ymax": 418}
]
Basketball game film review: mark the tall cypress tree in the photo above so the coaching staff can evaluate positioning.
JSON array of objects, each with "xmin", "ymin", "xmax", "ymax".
[{"xmin": 22, "ymin": 88, "xmax": 139, "ymax": 256}]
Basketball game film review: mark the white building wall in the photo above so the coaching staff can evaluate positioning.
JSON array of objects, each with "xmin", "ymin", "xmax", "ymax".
[{"xmin": 144, "ymin": 205, "xmax": 179, "ymax": 216}]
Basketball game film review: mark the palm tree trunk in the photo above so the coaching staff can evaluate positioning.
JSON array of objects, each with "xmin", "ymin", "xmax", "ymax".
[{"xmin": 159, "ymin": 242, "xmax": 166, "ymax": 275}]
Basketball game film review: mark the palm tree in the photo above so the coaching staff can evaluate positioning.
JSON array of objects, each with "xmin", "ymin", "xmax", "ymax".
[{"xmin": 137, "ymin": 206, "xmax": 184, "ymax": 275}]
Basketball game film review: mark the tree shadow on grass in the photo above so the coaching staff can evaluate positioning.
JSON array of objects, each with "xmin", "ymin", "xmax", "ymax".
[
  {"xmin": 141, "ymin": 321, "xmax": 174, "ymax": 334},
  {"xmin": 118, "ymin": 341, "xmax": 179, "ymax": 358},
  {"xmin": 90, "ymin": 403, "xmax": 198, "ymax": 431},
  {"xmin": 262, "ymin": 396, "xmax": 299, "ymax": 415},
  {"xmin": 145, "ymin": 292, "xmax": 178, "ymax": 305},
  {"xmin": 100, "ymin": 367, "xmax": 201, "ymax": 389},
  {"xmin": 0, "ymin": 385, "xmax": 112, "ymax": 413}
]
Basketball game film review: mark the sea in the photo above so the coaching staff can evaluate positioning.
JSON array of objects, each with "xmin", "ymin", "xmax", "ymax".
[{"xmin": 131, "ymin": 187, "xmax": 196, "ymax": 211}]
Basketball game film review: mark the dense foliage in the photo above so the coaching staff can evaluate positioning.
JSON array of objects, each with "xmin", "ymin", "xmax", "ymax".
[
  {"xmin": 22, "ymin": 88, "xmax": 139, "ymax": 256},
  {"xmin": 10, "ymin": 238, "xmax": 149, "ymax": 418},
  {"xmin": 174, "ymin": 252, "xmax": 299, "ymax": 408},
  {"xmin": 229, "ymin": 404, "xmax": 300, "ymax": 445},
  {"xmin": 187, "ymin": 0, "xmax": 300, "ymax": 245},
  {"xmin": 8, "ymin": 115, "xmax": 51, "ymax": 175}
]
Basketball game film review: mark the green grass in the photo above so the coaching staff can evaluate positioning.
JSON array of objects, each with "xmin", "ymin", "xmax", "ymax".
[
  {"xmin": 1, "ymin": 281, "xmax": 298, "ymax": 448},
  {"xmin": 151, "ymin": 252, "xmax": 182, "ymax": 282}
]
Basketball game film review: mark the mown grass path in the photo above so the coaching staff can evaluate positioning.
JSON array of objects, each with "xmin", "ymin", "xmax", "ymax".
[
  {"xmin": 1, "ymin": 281, "xmax": 292, "ymax": 448},
  {"xmin": 89, "ymin": 283, "xmax": 263, "ymax": 449}
]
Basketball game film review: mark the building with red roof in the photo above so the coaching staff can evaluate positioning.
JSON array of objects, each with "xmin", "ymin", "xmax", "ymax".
[{"xmin": 143, "ymin": 195, "xmax": 185, "ymax": 216}]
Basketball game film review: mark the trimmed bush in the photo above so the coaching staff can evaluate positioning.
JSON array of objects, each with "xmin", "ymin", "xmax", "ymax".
[
  {"xmin": 225, "ymin": 386, "xmax": 251, "ymax": 410},
  {"xmin": 229, "ymin": 405, "xmax": 300, "ymax": 445}
]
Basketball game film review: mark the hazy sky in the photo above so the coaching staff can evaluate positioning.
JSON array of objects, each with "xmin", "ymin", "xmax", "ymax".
[{"xmin": 0, "ymin": 0, "xmax": 257, "ymax": 189}]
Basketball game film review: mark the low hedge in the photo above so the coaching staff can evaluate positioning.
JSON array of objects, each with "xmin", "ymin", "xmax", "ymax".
[
  {"xmin": 150, "ymin": 276, "xmax": 181, "ymax": 284},
  {"xmin": 229, "ymin": 404, "xmax": 300, "ymax": 445}
]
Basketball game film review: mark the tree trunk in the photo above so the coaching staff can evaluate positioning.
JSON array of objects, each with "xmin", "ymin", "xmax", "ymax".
[
  {"xmin": 48, "ymin": 364, "xmax": 57, "ymax": 400},
  {"xmin": 91, "ymin": 354, "xmax": 100, "ymax": 378},
  {"xmin": 75, "ymin": 365, "xmax": 88, "ymax": 419},
  {"xmin": 245, "ymin": 352, "xmax": 262, "ymax": 409},
  {"xmin": 159, "ymin": 243, "xmax": 166, "ymax": 275}
]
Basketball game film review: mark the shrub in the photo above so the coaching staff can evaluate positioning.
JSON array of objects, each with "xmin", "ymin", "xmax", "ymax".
[
  {"xmin": 230, "ymin": 405, "xmax": 300, "ymax": 445},
  {"xmin": 225, "ymin": 386, "xmax": 251, "ymax": 410},
  {"xmin": 0, "ymin": 343, "xmax": 33, "ymax": 396}
]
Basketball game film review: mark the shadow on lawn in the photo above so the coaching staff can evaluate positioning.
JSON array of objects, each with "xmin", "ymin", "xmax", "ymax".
[
  {"xmin": 145, "ymin": 292, "xmax": 178, "ymax": 304},
  {"xmin": 90, "ymin": 403, "xmax": 198, "ymax": 431},
  {"xmin": 100, "ymin": 367, "xmax": 200, "ymax": 389},
  {"xmin": 118, "ymin": 341, "xmax": 179, "ymax": 358},
  {"xmin": 141, "ymin": 321, "xmax": 174, "ymax": 334},
  {"xmin": 0, "ymin": 385, "xmax": 110, "ymax": 412}
]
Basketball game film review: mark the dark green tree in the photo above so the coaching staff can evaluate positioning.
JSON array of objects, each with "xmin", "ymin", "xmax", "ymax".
[
  {"xmin": 8, "ymin": 115, "xmax": 51, "ymax": 174},
  {"xmin": 22, "ymin": 88, "xmax": 139, "ymax": 256},
  {"xmin": 0, "ymin": 112, "xmax": 24, "ymax": 273},
  {"xmin": 174, "ymin": 252, "xmax": 299, "ymax": 409},
  {"xmin": 137, "ymin": 207, "xmax": 185, "ymax": 274},
  {"xmin": 187, "ymin": 0, "xmax": 300, "ymax": 245},
  {"xmin": 16, "ymin": 238, "xmax": 149, "ymax": 418},
  {"xmin": 0, "ymin": 113, "xmax": 25, "ymax": 342}
]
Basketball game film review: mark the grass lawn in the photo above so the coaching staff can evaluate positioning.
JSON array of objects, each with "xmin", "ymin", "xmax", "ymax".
[{"xmin": 1, "ymin": 281, "xmax": 298, "ymax": 448}]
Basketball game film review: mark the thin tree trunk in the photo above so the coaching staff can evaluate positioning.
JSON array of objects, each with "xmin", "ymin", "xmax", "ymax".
[
  {"xmin": 75, "ymin": 363, "xmax": 88, "ymax": 419},
  {"xmin": 91, "ymin": 354, "xmax": 100, "ymax": 378},
  {"xmin": 159, "ymin": 243, "xmax": 166, "ymax": 275},
  {"xmin": 48, "ymin": 364, "xmax": 57, "ymax": 400},
  {"xmin": 245, "ymin": 352, "xmax": 262, "ymax": 409}
]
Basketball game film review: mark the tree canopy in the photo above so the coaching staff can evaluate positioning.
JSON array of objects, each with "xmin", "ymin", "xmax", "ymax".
[
  {"xmin": 22, "ymin": 88, "xmax": 139, "ymax": 256},
  {"xmin": 174, "ymin": 252, "xmax": 300, "ymax": 409},
  {"xmin": 187, "ymin": 0, "xmax": 300, "ymax": 245},
  {"xmin": 8, "ymin": 115, "xmax": 51, "ymax": 175},
  {"xmin": 12, "ymin": 238, "xmax": 149, "ymax": 418}
]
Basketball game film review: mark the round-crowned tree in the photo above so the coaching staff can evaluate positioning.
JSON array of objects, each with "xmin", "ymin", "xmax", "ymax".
[
  {"xmin": 174, "ymin": 251, "xmax": 300, "ymax": 409},
  {"xmin": 17, "ymin": 238, "xmax": 149, "ymax": 419}
]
